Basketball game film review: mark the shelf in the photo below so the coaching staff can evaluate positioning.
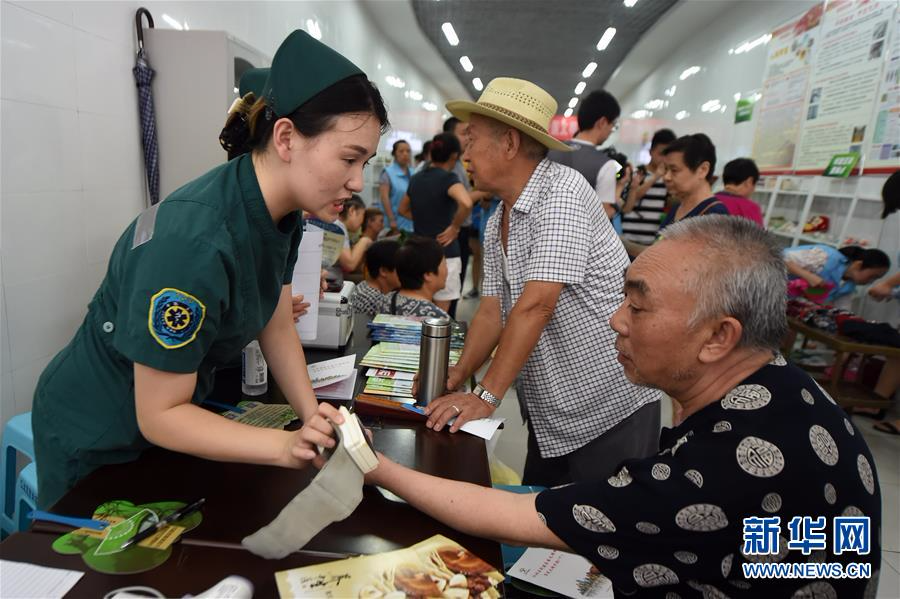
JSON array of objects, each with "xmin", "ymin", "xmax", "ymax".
[{"xmin": 798, "ymin": 235, "xmax": 839, "ymax": 247}]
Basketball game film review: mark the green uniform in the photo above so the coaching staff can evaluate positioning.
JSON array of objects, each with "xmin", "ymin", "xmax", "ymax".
[{"xmin": 33, "ymin": 155, "xmax": 302, "ymax": 508}]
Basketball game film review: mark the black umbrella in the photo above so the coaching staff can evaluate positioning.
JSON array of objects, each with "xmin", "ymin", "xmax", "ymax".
[{"xmin": 133, "ymin": 8, "xmax": 160, "ymax": 206}]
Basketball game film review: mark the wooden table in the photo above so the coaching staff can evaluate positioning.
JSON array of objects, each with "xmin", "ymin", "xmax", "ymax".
[{"xmin": 787, "ymin": 317, "xmax": 900, "ymax": 408}]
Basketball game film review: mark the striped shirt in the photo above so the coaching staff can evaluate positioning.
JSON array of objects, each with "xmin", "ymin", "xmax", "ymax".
[{"xmin": 621, "ymin": 168, "xmax": 668, "ymax": 245}]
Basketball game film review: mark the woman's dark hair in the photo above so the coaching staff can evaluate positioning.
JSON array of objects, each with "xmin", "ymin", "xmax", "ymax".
[
  {"xmin": 339, "ymin": 194, "xmax": 366, "ymax": 218},
  {"xmin": 722, "ymin": 158, "xmax": 760, "ymax": 185},
  {"xmin": 363, "ymin": 207, "xmax": 383, "ymax": 230},
  {"xmin": 881, "ymin": 170, "xmax": 900, "ymax": 219},
  {"xmin": 391, "ymin": 140, "xmax": 410, "ymax": 157},
  {"xmin": 429, "ymin": 132, "xmax": 461, "ymax": 164},
  {"xmin": 839, "ymin": 246, "xmax": 890, "ymax": 270},
  {"xmin": 220, "ymin": 75, "xmax": 389, "ymax": 158},
  {"xmin": 415, "ymin": 140, "xmax": 433, "ymax": 163},
  {"xmin": 365, "ymin": 239, "xmax": 400, "ymax": 277},
  {"xmin": 395, "ymin": 236, "xmax": 444, "ymax": 290},
  {"xmin": 662, "ymin": 133, "xmax": 717, "ymax": 184}
]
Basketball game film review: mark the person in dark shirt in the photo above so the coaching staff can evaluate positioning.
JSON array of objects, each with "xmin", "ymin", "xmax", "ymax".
[
  {"xmin": 363, "ymin": 216, "xmax": 882, "ymax": 599},
  {"xmin": 399, "ymin": 132, "xmax": 473, "ymax": 311},
  {"xmin": 657, "ymin": 133, "xmax": 729, "ymax": 233}
]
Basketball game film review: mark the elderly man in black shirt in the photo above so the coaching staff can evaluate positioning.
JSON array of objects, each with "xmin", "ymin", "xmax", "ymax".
[{"xmin": 365, "ymin": 215, "xmax": 882, "ymax": 598}]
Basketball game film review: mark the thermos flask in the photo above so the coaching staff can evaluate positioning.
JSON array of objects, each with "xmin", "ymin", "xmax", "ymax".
[{"xmin": 417, "ymin": 317, "xmax": 451, "ymax": 405}]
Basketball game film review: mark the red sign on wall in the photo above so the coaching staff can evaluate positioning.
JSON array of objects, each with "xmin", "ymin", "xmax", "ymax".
[{"xmin": 549, "ymin": 115, "xmax": 579, "ymax": 141}]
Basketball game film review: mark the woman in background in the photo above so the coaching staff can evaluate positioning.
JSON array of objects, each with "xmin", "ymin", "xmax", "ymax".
[{"xmin": 379, "ymin": 140, "xmax": 413, "ymax": 234}]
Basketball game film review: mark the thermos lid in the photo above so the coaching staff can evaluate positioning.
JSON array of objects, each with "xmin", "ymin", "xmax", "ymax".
[{"xmin": 421, "ymin": 317, "xmax": 451, "ymax": 337}]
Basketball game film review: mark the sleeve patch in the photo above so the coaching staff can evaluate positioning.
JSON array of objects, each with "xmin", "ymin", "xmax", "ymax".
[{"xmin": 148, "ymin": 288, "xmax": 207, "ymax": 349}]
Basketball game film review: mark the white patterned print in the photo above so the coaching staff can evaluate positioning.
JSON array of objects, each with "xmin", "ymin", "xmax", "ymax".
[
  {"xmin": 671, "ymin": 434, "xmax": 690, "ymax": 455},
  {"xmin": 636, "ymin": 521, "xmax": 661, "ymax": 534},
  {"xmin": 699, "ymin": 583, "xmax": 731, "ymax": 599},
  {"xmin": 762, "ymin": 492, "xmax": 783, "ymax": 513},
  {"xmin": 675, "ymin": 504, "xmax": 729, "ymax": 531},
  {"xmin": 713, "ymin": 421, "xmax": 732, "ymax": 433},
  {"xmin": 809, "ymin": 425, "xmax": 839, "ymax": 466},
  {"xmin": 721, "ymin": 553, "xmax": 733, "ymax": 578},
  {"xmin": 684, "ymin": 469, "xmax": 704, "ymax": 488},
  {"xmin": 801, "ymin": 389, "xmax": 815, "ymax": 405},
  {"xmin": 844, "ymin": 418, "xmax": 855, "ymax": 436},
  {"xmin": 674, "ymin": 551, "xmax": 698, "ymax": 564},
  {"xmin": 791, "ymin": 581, "xmax": 837, "ymax": 599},
  {"xmin": 633, "ymin": 563, "xmax": 679, "ymax": 588},
  {"xmin": 824, "ymin": 483, "xmax": 837, "ymax": 505},
  {"xmin": 597, "ymin": 545, "xmax": 619, "ymax": 560},
  {"xmin": 770, "ymin": 353, "xmax": 787, "ymax": 366},
  {"xmin": 652, "ymin": 463, "xmax": 672, "ymax": 481},
  {"xmin": 665, "ymin": 593, "xmax": 682, "ymax": 599},
  {"xmin": 721, "ymin": 384, "xmax": 772, "ymax": 410},
  {"xmin": 742, "ymin": 536, "xmax": 790, "ymax": 563},
  {"xmin": 736, "ymin": 436, "xmax": 786, "ymax": 478},
  {"xmin": 572, "ymin": 504, "xmax": 616, "ymax": 533},
  {"xmin": 607, "ymin": 466, "xmax": 633, "ymax": 488},
  {"xmin": 729, "ymin": 580, "xmax": 751, "ymax": 590},
  {"xmin": 842, "ymin": 505, "xmax": 865, "ymax": 518},
  {"xmin": 857, "ymin": 454, "xmax": 875, "ymax": 495}
]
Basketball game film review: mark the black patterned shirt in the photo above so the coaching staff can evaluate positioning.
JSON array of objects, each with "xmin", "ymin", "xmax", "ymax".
[{"xmin": 535, "ymin": 356, "xmax": 882, "ymax": 597}]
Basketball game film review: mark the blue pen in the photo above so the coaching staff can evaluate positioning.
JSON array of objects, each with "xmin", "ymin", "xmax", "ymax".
[
  {"xmin": 402, "ymin": 404, "xmax": 426, "ymax": 416},
  {"xmin": 30, "ymin": 510, "xmax": 109, "ymax": 530},
  {"xmin": 202, "ymin": 400, "xmax": 245, "ymax": 414}
]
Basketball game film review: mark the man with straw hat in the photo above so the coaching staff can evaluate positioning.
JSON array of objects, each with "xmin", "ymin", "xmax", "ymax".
[{"xmin": 423, "ymin": 78, "xmax": 660, "ymax": 486}]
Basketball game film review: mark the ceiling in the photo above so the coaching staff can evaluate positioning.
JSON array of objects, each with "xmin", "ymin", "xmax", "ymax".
[{"xmin": 411, "ymin": 0, "xmax": 679, "ymax": 114}]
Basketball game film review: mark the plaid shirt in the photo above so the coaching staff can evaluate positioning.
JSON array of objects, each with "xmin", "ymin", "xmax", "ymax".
[{"xmin": 482, "ymin": 159, "xmax": 660, "ymax": 458}]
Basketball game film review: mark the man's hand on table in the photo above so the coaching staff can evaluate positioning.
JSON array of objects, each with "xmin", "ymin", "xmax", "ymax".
[
  {"xmin": 281, "ymin": 402, "xmax": 343, "ymax": 469},
  {"xmin": 425, "ymin": 391, "xmax": 495, "ymax": 433}
]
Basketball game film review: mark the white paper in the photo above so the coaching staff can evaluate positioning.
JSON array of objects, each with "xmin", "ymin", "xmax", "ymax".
[
  {"xmin": 459, "ymin": 417, "xmax": 505, "ymax": 440},
  {"xmin": 509, "ymin": 548, "xmax": 613, "ymax": 599},
  {"xmin": 0, "ymin": 560, "xmax": 85, "ymax": 599},
  {"xmin": 314, "ymin": 373, "xmax": 357, "ymax": 401},
  {"xmin": 292, "ymin": 230, "xmax": 324, "ymax": 341},
  {"xmin": 307, "ymin": 355, "xmax": 356, "ymax": 389}
]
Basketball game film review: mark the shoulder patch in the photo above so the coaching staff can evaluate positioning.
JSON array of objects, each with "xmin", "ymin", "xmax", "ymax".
[{"xmin": 148, "ymin": 288, "xmax": 206, "ymax": 349}]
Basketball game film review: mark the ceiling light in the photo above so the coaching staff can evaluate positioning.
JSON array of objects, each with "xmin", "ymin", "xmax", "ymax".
[
  {"xmin": 701, "ymin": 99, "xmax": 722, "ymax": 113},
  {"xmin": 596, "ymin": 27, "xmax": 616, "ymax": 51},
  {"xmin": 664, "ymin": 85, "xmax": 677, "ymax": 97},
  {"xmin": 568, "ymin": 97, "xmax": 578, "ymax": 109},
  {"xmin": 644, "ymin": 98, "xmax": 664, "ymax": 110},
  {"xmin": 679, "ymin": 66, "xmax": 701, "ymax": 80},
  {"xmin": 574, "ymin": 81, "xmax": 586, "ymax": 95},
  {"xmin": 582, "ymin": 62, "xmax": 598, "ymax": 78},
  {"xmin": 624, "ymin": 0, "xmax": 638, "ymax": 6},
  {"xmin": 733, "ymin": 92, "xmax": 742, "ymax": 102},
  {"xmin": 472, "ymin": 77, "xmax": 483, "ymax": 91},
  {"xmin": 630, "ymin": 109, "xmax": 650, "ymax": 119},
  {"xmin": 459, "ymin": 56, "xmax": 474, "ymax": 72},
  {"xmin": 564, "ymin": 108, "xmax": 574, "ymax": 117},
  {"xmin": 675, "ymin": 110, "xmax": 689, "ymax": 120},
  {"xmin": 161, "ymin": 14, "xmax": 183, "ymax": 30},
  {"xmin": 305, "ymin": 19, "xmax": 322, "ymax": 40},
  {"xmin": 730, "ymin": 33, "xmax": 772, "ymax": 55},
  {"xmin": 441, "ymin": 22, "xmax": 459, "ymax": 46},
  {"xmin": 422, "ymin": 102, "xmax": 438, "ymax": 112},
  {"xmin": 405, "ymin": 90, "xmax": 423, "ymax": 101},
  {"xmin": 385, "ymin": 75, "xmax": 406, "ymax": 88},
  {"xmin": 233, "ymin": 87, "xmax": 239, "ymax": 94}
]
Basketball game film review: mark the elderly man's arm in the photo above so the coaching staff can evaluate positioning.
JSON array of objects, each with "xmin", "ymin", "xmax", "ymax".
[
  {"xmin": 368, "ymin": 455, "xmax": 571, "ymax": 549},
  {"xmin": 426, "ymin": 280, "xmax": 561, "ymax": 431}
]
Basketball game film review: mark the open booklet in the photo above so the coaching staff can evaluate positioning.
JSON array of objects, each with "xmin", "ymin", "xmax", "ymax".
[{"xmin": 275, "ymin": 535, "xmax": 504, "ymax": 598}]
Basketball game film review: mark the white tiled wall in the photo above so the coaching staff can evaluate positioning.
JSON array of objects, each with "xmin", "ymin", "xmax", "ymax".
[{"xmin": 0, "ymin": 0, "xmax": 453, "ymax": 430}]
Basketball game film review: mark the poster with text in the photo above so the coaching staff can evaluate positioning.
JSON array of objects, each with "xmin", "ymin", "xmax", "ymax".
[
  {"xmin": 865, "ymin": 6, "xmax": 900, "ymax": 171},
  {"xmin": 794, "ymin": 0, "xmax": 895, "ymax": 172},
  {"xmin": 751, "ymin": 4, "xmax": 823, "ymax": 172}
]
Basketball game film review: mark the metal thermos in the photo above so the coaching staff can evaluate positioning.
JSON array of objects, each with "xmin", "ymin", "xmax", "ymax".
[{"xmin": 417, "ymin": 317, "xmax": 451, "ymax": 405}]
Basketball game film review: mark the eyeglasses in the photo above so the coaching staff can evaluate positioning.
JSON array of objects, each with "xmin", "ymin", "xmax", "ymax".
[{"xmin": 611, "ymin": 121, "xmax": 620, "ymax": 133}]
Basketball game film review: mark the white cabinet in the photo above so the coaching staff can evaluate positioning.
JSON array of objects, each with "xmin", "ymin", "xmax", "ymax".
[{"xmin": 144, "ymin": 29, "xmax": 270, "ymax": 201}]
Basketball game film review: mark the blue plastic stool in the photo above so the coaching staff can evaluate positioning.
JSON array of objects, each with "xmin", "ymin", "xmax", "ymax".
[
  {"xmin": 1, "ymin": 412, "xmax": 36, "ymax": 536},
  {"xmin": 494, "ymin": 484, "xmax": 546, "ymax": 572},
  {"xmin": 15, "ymin": 462, "xmax": 38, "ymax": 532}
]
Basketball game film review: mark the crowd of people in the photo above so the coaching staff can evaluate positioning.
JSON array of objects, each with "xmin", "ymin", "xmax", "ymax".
[{"xmin": 30, "ymin": 29, "xmax": 893, "ymax": 597}]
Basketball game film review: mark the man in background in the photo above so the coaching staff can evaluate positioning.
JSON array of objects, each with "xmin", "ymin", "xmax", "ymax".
[{"xmin": 621, "ymin": 128, "xmax": 676, "ymax": 247}]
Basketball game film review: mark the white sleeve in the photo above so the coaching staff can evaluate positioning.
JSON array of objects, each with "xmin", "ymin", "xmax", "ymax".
[{"xmin": 595, "ymin": 160, "xmax": 620, "ymax": 204}]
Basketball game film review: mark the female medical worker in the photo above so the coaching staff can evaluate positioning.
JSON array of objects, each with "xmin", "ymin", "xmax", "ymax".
[{"xmin": 32, "ymin": 30, "xmax": 388, "ymax": 508}]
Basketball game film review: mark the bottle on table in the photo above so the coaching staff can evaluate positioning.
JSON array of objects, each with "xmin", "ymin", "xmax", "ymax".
[
  {"xmin": 417, "ymin": 317, "xmax": 451, "ymax": 405},
  {"xmin": 241, "ymin": 340, "xmax": 268, "ymax": 396}
]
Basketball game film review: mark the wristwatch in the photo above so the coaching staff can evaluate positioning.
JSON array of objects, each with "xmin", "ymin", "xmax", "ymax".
[{"xmin": 472, "ymin": 383, "xmax": 501, "ymax": 408}]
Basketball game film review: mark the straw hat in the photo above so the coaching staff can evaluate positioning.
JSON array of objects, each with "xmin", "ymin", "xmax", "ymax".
[{"xmin": 446, "ymin": 77, "xmax": 572, "ymax": 152}]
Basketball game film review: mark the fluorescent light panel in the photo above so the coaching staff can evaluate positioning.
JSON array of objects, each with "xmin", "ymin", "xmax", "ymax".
[
  {"xmin": 582, "ymin": 62, "xmax": 598, "ymax": 78},
  {"xmin": 442, "ymin": 22, "xmax": 459, "ymax": 46},
  {"xmin": 574, "ymin": 81, "xmax": 586, "ymax": 95},
  {"xmin": 596, "ymin": 27, "xmax": 616, "ymax": 51},
  {"xmin": 568, "ymin": 97, "xmax": 578, "ymax": 108},
  {"xmin": 472, "ymin": 77, "xmax": 483, "ymax": 91},
  {"xmin": 459, "ymin": 56, "xmax": 473, "ymax": 72}
]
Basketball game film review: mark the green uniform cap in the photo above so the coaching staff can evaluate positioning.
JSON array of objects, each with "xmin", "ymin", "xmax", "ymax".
[
  {"xmin": 263, "ymin": 30, "xmax": 364, "ymax": 118},
  {"xmin": 239, "ymin": 67, "xmax": 269, "ymax": 98}
]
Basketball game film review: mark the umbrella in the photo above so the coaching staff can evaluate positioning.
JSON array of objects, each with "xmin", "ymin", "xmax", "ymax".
[{"xmin": 133, "ymin": 8, "xmax": 160, "ymax": 206}]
